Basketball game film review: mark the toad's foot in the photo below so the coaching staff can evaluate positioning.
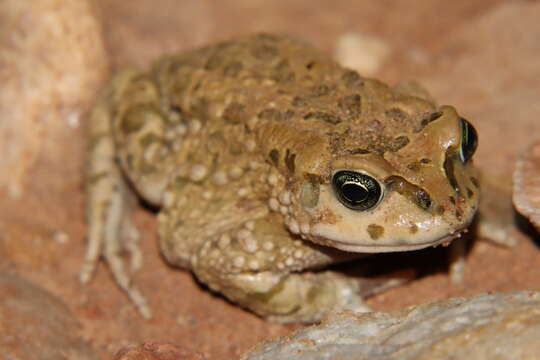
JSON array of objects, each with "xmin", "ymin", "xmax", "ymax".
[{"xmin": 201, "ymin": 270, "xmax": 408, "ymax": 323}]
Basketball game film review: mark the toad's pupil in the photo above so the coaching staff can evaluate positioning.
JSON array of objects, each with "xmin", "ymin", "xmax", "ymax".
[
  {"xmin": 342, "ymin": 182, "xmax": 368, "ymax": 203},
  {"xmin": 332, "ymin": 170, "xmax": 383, "ymax": 211}
]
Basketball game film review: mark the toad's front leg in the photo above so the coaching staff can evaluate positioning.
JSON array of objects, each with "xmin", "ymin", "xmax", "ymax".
[{"xmin": 165, "ymin": 212, "xmax": 400, "ymax": 323}]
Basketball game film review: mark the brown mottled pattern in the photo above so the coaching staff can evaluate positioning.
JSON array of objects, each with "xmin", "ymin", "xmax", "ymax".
[
  {"xmin": 367, "ymin": 224, "xmax": 385, "ymax": 240},
  {"xmin": 152, "ymin": 33, "xmax": 437, "ymax": 152}
]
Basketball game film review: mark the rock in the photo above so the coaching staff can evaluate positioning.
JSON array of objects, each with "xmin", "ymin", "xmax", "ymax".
[
  {"xmin": 0, "ymin": 271, "xmax": 98, "ymax": 360},
  {"xmin": 475, "ymin": 177, "xmax": 518, "ymax": 247},
  {"xmin": 114, "ymin": 343, "xmax": 206, "ymax": 360},
  {"xmin": 334, "ymin": 32, "xmax": 391, "ymax": 76},
  {"xmin": 514, "ymin": 140, "xmax": 540, "ymax": 232},
  {"xmin": 242, "ymin": 291, "xmax": 540, "ymax": 360},
  {"xmin": 0, "ymin": 0, "xmax": 108, "ymax": 197}
]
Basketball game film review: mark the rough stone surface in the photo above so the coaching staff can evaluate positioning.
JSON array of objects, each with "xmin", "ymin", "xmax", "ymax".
[
  {"xmin": 243, "ymin": 291, "xmax": 540, "ymax": 360},
  {"xmin": 0, "ymin": 271, "xmax": 98, "ymax": 360},
  {"xmin": 0, "ymin": 0, "xmax": 108, "ymax": 197},
  {"xmin": 514, "ymin": 141, "xmax": 540, "ymax": 232},
  {"xmin": 114, "ymin": 343, "xmax": 206, "ymax": 360}
]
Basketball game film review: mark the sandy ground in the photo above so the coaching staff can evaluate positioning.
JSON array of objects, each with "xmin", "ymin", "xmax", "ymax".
[{"xmin": 1, "ymin": 1, "xmax": 540, "ymax": 359}]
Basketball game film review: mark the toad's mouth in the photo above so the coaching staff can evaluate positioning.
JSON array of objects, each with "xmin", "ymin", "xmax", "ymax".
[{"xmin": 313, "ymin": 231, "xmax": 464, "ymax": 254}]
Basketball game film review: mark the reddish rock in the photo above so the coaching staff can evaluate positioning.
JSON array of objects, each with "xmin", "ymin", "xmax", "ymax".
[
  {"xmin": 0, "ymin": 271, "xmax": 98, "ymax": 360},
  {"xmin": 514, "ymin": 140, "xmax": 540, "ymax": 231},
  {"xmin": 0, "ymin": 0, "xmax": 108, "ymax": 197},
  {"xmin": 114, "ymin": 343, "xmax": 206, "ymax": 360}
]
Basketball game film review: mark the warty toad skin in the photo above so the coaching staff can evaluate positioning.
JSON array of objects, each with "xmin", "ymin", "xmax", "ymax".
[{"xmin": 81, "ymin": 34, "xmax": 479, "ymax": 322}]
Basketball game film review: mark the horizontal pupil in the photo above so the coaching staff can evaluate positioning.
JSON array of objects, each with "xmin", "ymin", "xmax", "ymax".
[{"xmin": 342, "ymin": 182, "xmax": 368, "ymax": 203}]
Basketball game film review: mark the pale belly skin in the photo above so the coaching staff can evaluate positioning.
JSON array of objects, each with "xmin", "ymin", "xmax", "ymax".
[{"xmin": 81, "ymin": 34, "xmax": 481, "ymax": 322}]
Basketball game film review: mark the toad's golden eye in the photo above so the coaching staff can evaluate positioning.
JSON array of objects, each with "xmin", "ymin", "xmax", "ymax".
[
  {"xmin": 332, "ymin": 170, "xmax": 383, "ymax": 211},
  {"xmin": 459, "ymin": 118, "xmax": 478, "ymax": 163}
]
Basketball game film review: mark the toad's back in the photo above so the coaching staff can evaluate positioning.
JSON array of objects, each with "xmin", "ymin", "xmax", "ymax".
[
  {"xmin": 151, "ymin": 33, "xmax": 434, "ymax": 140},
  {"xmin": 112, "ymin": 33, "xmax": 437, "ymax": 196}
]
